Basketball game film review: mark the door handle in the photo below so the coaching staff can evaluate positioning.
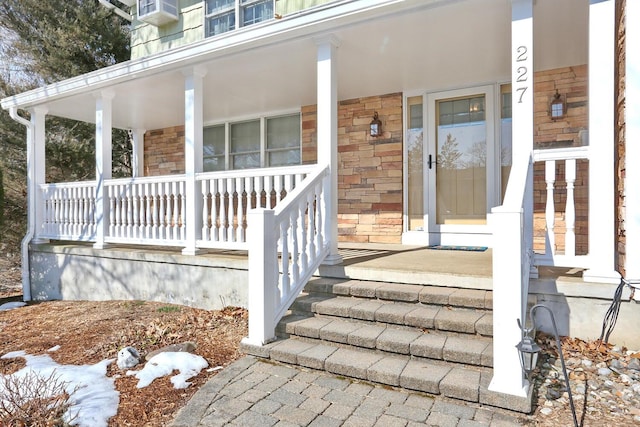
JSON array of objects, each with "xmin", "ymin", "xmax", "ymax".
[{"xmin": 428, "ymin": 154, "xmax": 437, "ymax": 169}]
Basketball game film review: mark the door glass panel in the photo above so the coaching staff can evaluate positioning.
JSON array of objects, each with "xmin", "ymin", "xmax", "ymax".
[
  {"xmin": 436, "ymin": 95, "xmax": 487, "ymax": 225},
  {"xmin": 407, "ymin": 96, "xmax": 424, "ymax": 231}
]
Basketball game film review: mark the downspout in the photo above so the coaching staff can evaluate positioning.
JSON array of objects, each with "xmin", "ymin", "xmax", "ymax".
[{"xmin": 8, "ymin": 107, "xmax": 33, "ymax": 301}]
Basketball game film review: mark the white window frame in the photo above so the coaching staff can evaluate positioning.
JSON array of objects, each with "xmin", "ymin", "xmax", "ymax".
[
  {"xmin": 204, "ymin": 112, "xmax": 302, "ymax": 172},
  {"xmin": 204, "ymin": 0, "xmax": 274, "ymax": 38}
]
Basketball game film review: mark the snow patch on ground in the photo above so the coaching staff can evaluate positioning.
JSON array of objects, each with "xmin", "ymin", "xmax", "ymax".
[
  {"xmin": 0, "ymin": 301, "xmax": 26, "ymax": 311},
  {"xmin": 127, "ymin": 352, "xmax": 208, "ymax": 389},
  {"xmin": 0, "ymin": 351, "xmax": 118, "ymax": 427}
]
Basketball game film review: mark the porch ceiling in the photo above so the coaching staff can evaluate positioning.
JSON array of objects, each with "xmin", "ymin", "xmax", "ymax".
[{"xmin": 1, "ymin": 0, "xmax": 588, "ymax": 131}]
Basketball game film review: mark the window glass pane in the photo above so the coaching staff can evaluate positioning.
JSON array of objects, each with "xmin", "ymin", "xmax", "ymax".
[
  {"xmin": 138, "ymin": 0, "xmax": 156, "ymax": 15},
  {"xmin": 207, "ymin": 0, "xmax": 234, "ymax": 14},
  {"xmin": 207, "ymin": 11, "xmax": 235, "ymax": 36},
  {"xmin": 407, "ymin": 96, "xmax": 424, "ymax": 231},
  {"xmin": 204, "ymin": 156, "xmax": 225, "ymax": 172},
  {"xmin": 500, "ymin": 85, "xmax": 513, "ymax": 202},
  {"xmin": 242, "ymin": 0, "xmax": 273, "ymax": 26},
  {"xmin": 231, "ymin": 120, "xmax": 260, "ymax": 153},
  {"xmin": 233, "ymin": 153, "xmax": 260, "ymax": 169},
  {"xmin": 409, "ymin": 103, "xmax": 423, "ymax": 129},
  {"xmin": 267, "ymin": 114, "xmax": 300, "ymax": 149},
  {"xmin": 204, "ymin": 125, "xmax": 225, "ymax": 156},
  {"xmin": 269, "ymin": 149, "xmax": 300, "ymax": 167}
]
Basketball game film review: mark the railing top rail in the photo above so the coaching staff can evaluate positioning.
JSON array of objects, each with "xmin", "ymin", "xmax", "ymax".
[
  {"xmin": 196, "ymin": 164, "xmax": 317, "ymax": 181},
  {"xmin": 273, "ymin": 165, "xmax": 329, "ymax": 219},
  {"xmin": 533, "ymin": 145, "xmax": 589, "ymax": 162},
  {"xmin": 104, "ymin": 174, "xmax": 187, "ymax": 186},
  {"xmin": 40, "ymin": 180, "xmax": 97, "ymax": 189}
]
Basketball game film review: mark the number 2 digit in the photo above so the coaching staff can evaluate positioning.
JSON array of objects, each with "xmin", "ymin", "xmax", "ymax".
[{"xmin": 516, "ymin": 46, "xmax": 528, "ymax": 62}]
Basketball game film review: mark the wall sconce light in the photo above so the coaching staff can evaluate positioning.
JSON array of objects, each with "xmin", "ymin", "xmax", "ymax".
[
  {"xmin": 517, "ymin": 304, "xmax": 578, "ymax": 427},
  {"xmin": 370, "ymin": 112, "xmax": 382, "ymax": 137},
  {"xmin": 550, "ymin": 90, "xmax": 566, "ymax": 120}
]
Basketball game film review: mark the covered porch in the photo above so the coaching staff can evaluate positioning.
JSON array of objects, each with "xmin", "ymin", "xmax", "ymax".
[{"xmin": 2, "ymin": 0, "xmax": 634, "ymax": 402}]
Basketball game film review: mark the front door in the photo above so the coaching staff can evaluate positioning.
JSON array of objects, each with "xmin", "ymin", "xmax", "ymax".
[{"xmin": 404, "ymin": 85, "xmax": 497, "ymax": 246}]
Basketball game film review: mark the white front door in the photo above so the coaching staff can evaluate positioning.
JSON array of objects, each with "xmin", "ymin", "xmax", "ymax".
[{"xmin": 404, "ymin": 85, "xmax": 502, "ymax": 247}]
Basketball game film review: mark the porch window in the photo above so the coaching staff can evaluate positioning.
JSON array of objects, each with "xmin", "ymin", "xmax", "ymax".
[
  {"xmin": 204, "ymin": 113, "xmax": 301, "ymax": 171},
  {"xmin": 205, "ymin": 0, "xmax": 274, "ymax": 37},
  {"xmin": 500, "ymin": 84, "xmax": 512, "ymax": 201},
  {"xmin": 406, "ymin": 96, "xmax": 424, "ymax": 231}
]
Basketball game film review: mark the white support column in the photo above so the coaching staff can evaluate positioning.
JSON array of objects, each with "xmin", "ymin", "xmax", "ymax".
[
  {"xmin": 31, "ymin": 107, "xmax": 49, "ymax": 243},
  {"xmin": 93, "ymin": 91, "xmax": 114, "ymax": 249},
  {"xmin": 316, "ymin": 35, "xmax": 342, "ymax": 265},
  {"xmin": 488, "ymin": 0, "xmax": 534, "ymax": 398},
  {"xmin": 131, "ymin": 128, "xmax": 146, "ymax": 178},
  {"xmin": 626, "ymin": 0, "xmax": 640, "ymax": 290},
  {"xmin": 584, "ymin": 0, "xmax": 621, "ymax": 284},
  {"xmin": 182, "ymin": 66, "xmax": 207, "ymax": 255}
]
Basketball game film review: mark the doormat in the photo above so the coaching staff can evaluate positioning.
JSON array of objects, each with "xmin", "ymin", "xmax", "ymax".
[{"xmin": 427, "ymin": 245, "xmax": 488, "ymax": 252}]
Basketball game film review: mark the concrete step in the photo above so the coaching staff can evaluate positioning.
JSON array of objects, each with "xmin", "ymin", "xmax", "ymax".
[
  {"xmin": 304, "ymin": 277, "xmax": 493, "ymax": 310},
  {"xmin": 291, "ymin": 295, "xmax": 493, "ymax": 336},
  {"xmin": 279, "ymin": 315, "xmax": 493, "ymax": 367},
  {"xmin": 242, "ymin": 278, "xmax": 532, "ymax": 413},
  {"xmin": 240, "ymin": 339, "xmax": 531, "ymax": 413}
]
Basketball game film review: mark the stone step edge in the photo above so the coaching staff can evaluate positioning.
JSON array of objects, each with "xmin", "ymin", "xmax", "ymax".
[
  {"xmin": 289, "ymin": 296, "xmax": 494, "ymax": 337},
  {"xmin": 278, "ymin": 316, "xmax": 493, "ymax": 368},
  {"xmin": 305, "ymin": 277, "xmax": 494, "ymax": 310},
  {"xmin": 240, "ymin": 339, "xmax": 532, "ymax": 414}
]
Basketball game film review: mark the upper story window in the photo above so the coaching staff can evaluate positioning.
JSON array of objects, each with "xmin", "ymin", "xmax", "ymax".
[
  {"xmin": 205, "ymin": 0, "xmax": 274, "ymax": 37},
  {"xmin": 204, "ymin": 113, "xmax": 301, "ymax": 172}
]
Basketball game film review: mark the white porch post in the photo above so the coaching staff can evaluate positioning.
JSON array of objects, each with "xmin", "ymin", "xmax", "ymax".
[
  {"xmin": 626, "ymin": 0, "xmax": 640, "ymax": 289},
  {"xmin": 316, "ymin": 35, "xmax": 342, "ymax": 265},
  {"xmin": 131, "ymin": 128, "xmax": 146, "ymax": 178},
  {"xmin": 182, "ymin": 67, "xmax": 207, "ymax": 255},
  {"xmin": 93, "ymin": 91, "xmax": 114, "ymax": 249},
  {"xmin": 584, "ymin": 0, "xmax": 620, "ymax": 284},
  {"xmin": 31, "ymin": 107, "xmax": 48, "ymax": 243},
  {"xmin": 489, "ymin": 0, "xmax": 534, "ymax": 398}
]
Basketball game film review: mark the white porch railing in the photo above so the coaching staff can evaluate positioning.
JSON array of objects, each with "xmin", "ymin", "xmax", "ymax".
[
  {"xmin": 532, "ymin": 146, "xmax": 590, "ymax": 268},
  {"xmin": 243, "ymin": 164, "xmax": 330, "ymax": 345},
  {"xmin": 40, "ymin": 180, "xmax": 97, "ymax": 241},
  {"xmin": 35, "ymin": 165, "xmax": 319, "ymax": 250},
  {"xmin": 196, "ymin": 165, "xmax": 316, "ymax": 250},
  {"xmin": 105, "ymin": 175, "xmax": 187, "ymax": 246}
]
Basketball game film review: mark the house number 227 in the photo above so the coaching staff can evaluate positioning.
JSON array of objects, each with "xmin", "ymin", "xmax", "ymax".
[{"xmin": 515, "ymin": 45, "xmax": 528, "ymax": 103}]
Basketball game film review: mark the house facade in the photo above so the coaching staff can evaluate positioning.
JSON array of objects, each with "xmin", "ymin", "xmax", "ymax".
[{"xmin": 2, "ymin": 0, "xmax": 638, "ymax": 400}]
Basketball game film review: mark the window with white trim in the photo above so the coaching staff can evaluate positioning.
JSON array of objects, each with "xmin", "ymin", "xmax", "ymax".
[
  {"xmin": 204, "ymin": 113, "xmax": 301, "ymax": 171},
  {"xmin": 205, "ymin": 0, "xmax": 274, "ymax": 38}
]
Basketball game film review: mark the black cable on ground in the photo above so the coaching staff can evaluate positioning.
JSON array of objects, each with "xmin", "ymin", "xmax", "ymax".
[{"xmin": 598, "ymin": 277, "xmax": 628, "ymax": 344}]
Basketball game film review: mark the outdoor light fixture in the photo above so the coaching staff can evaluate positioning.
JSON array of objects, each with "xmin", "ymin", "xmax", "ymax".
[
  {"xmin": 370, "ymin": 112, "xmax": 382, "ymax": 137},
  {"xmin": 517, "ymin": 304, "xmax": 578, "ymax": 427},
  {"xmin": 550, "ymin": 89, "xmax": 566, "ymax": 120}
]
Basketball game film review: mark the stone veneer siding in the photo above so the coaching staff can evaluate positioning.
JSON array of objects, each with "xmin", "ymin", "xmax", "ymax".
[
  {"xmin": 144, "ymin": 126, "xmax": 186, "ymax": 176},
  {"xmin": 616, "ymin": 0, "xmax": 626, "ymax": 276},
  {"xmin": 300, "ymin": 93, "xmax": 404, "ymax": 243},
  {"xmin": 532, "ymin": 65, "xmax": 590, "ymax": 255}
]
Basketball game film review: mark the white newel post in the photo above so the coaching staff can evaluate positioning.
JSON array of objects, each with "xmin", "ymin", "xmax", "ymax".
[
  {"xmin": 584, "ymin": 0, "xmax": 620, "ymax": 284},
  {"xmin": 243, "ymin": 208, "xmax": 278, "ymax": 345},
  {"xmin": 131, "ymin": 128, "xmax": 146, "ymax": 178},
  {"xmin": 316, "ymin": 35, "xmax": 342, "ymax": 265},
  {"xmin": 489, "ymin": 0, "xmax": 534, "ymax": 398},
  {"xmin": 182, "ymin": 67, "xmax": 207, "ymax": 255},
  {"xmin": 32, "ymin": 107, "xmax": 48, "ymax": 243},
  {"xmin": 93, "ymin": 91, "xmax": 114, "ymax": 249},
  {"xmin": 626, "ymin": 0, "xmax": 640, "ymax": 291}
]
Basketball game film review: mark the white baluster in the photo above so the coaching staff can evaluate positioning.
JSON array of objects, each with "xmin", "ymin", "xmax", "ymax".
[
  {"xmin": 180, "ymin": 180, "xmax": 187, "ymax": 241},
  {"xmin": 299, "ymin": 201, "xmax": 308, "ymax": 272},
  {"xmin": 201, "ymin": 179, "xmax": 210, "ymax": 241},
  {"xmin": 212, "ymin": 179, "xmax": 220, "ymax": 242},
  {"xmin": 280, "ymin": 217, "xmax": 290, "ymax": 301},
  {"xmin": 315, "ymin": 182, "xmax": 324, "ymax": 255},
  {"xmin": 132, "ymin": 184, "xmax": 140, "ymax": 239},
  {"xmin": 228, "ymin": 178, "xmax": 236, "ymax": 242},
  {"xmin": 307, "ymin": 190, "xmax": 316, "ymax": 257},
  {"xmin": 290, "ymin": 209, "xmax": 300, "ymax": 284},
  {"xmin": 152, "ymin": 183, "xmax": 160, "ymax": 239},
  {"xmin": 545, "ymin": 160, "xmax": 556, "ymax": 256},
  {"xmin": 565, "ymin": 159, "xmax": 577, "ymax": 257}
]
